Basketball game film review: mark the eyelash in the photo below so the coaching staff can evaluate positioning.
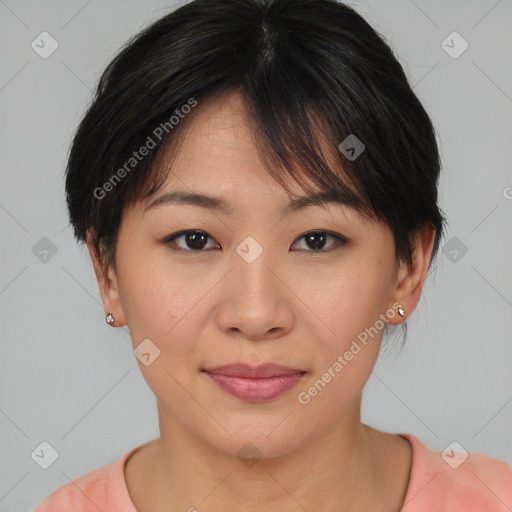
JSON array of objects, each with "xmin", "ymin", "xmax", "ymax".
[{"xmin": 162, "ymin": 229, "xmax": 348, "ymax": 254}]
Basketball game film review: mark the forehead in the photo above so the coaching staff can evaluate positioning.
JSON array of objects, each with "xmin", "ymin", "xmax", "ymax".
[
  {"xmin": 142, "ymin": 92, "xmax": 364, "ymax": 214},
  {"xmin": 170, "ymin": 92, "xmax": 274, "ymax": 179}
]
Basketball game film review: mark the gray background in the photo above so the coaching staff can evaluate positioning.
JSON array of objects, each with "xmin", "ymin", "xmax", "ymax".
[{"xmin": 1, "ymin": 0, "xmax": 511, "ymax": 510}]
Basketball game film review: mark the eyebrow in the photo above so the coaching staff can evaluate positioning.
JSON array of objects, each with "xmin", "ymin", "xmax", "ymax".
[{"xmin": 143, "ymin": 188, "xmax": 362, "ymax": 215}]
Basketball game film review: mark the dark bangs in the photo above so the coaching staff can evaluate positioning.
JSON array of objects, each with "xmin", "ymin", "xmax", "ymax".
[{"xmin": 65, "ymin": 0, "xmax": 445, "ymax": 275}]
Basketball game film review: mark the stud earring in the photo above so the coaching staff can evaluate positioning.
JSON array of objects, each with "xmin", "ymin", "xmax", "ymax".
[
  {"xmin": 398, "ymin": 307, "xmax": 406, "ymax": 317},
  {"xmin": 105, "ymin": 312, "xmax": 115, "ymax": 326}
]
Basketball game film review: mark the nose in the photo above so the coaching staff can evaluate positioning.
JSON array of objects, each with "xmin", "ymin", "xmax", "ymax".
[{"xmin": 215, "ymin": 243, "xmax": 295, "ymax": 342}]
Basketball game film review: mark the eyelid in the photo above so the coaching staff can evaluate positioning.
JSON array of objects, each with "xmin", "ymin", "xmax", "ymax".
[
  {"xmin": 291, "ymin": 230, "xmax": 348, "ymax": 253},
  {"xmin": 161, "ymin": 230, "xmax": 220, "ymax": 251},
  {"xmin": 161, "ymin": 229, "xmax": 349, "ymax": 253}
]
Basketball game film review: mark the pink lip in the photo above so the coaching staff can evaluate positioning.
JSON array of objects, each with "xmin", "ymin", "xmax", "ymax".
[{"xmin": 202, "ymin": 364, "xmax": 306, "ymax": 402}]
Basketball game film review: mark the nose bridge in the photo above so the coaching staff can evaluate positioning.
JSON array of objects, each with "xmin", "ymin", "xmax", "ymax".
[
  {"xmin": 214, "ymin": 232, "xmax": 294, "ymax": 339},
  {"xmin": 233, "ymin": 233, "xmax": 280, "ymax": 301}
]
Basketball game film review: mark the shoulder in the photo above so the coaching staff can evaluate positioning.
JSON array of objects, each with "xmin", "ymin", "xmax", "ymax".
[
  {"xmin": 29, "ymin": 446, "xmax": 140, "ymax": 512},
  {"xmin": 400, "ymin": 433, "xmax": 512, "ymax": 512}
]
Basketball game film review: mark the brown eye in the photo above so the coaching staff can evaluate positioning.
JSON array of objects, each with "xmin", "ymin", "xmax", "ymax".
[
  {"xmin": 164, "ymin": 230, "xmax": 219, "ymax": 252},
  {"xmin": 291, "ymin": 231, "xmax": 348, "ymax": 253},
  {"xmin": 162, "ymin": 229, "xmax": 348, "ymax": 254}
]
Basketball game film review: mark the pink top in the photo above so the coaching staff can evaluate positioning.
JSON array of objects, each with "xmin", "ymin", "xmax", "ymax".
[{"xmin": 30, "ymin": 434, "xmax": 512, "ymax": 511}]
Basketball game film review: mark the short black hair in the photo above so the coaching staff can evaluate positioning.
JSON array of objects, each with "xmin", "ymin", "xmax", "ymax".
[{"xmin": 65, "ymin": 0, "xmax": 446, "ymax": 282}]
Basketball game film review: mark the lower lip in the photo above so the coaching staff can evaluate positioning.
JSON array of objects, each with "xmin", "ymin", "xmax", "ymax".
[{"xmin": 203, "ymin": 371, "xmax": 305, "ymax": 402}]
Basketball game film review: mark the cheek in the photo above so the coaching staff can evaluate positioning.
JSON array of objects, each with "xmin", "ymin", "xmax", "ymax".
[
  {"xmin": 301, "ymin": 263, "xmax": 388, "ymax": 347},
  {"xmin": 116, "ymin": 255, "xmax": 203, "ymax": 402},
  {"xmin": 295, "ymin": 256, "xmax": 390, "ymax": 407},
  {"xmin": 294, "ymin": 338, "xmax": 379, "ymax": 436},
  {"xmin": 116, "ymin": 247, "xmax": 197, "ymax": 351},
  {"xmin": 295, "ymin": 268, "xmax": 386, "ymax": 414}
]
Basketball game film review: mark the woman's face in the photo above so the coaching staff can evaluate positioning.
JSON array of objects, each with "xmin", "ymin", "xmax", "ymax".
[{"xmin": 91, "ymin": 91, "xmax": 426, "ymax": 458}]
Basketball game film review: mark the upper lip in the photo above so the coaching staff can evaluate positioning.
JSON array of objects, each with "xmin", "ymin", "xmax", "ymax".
[{"xmin": 202, "ymin": 363, "xmax": 306, "ymax": 378}]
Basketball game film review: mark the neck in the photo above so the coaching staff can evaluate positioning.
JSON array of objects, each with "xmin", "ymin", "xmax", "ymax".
[{"xmin": 127, "ymin": 396, "xmax": 410, "ymax": 512}]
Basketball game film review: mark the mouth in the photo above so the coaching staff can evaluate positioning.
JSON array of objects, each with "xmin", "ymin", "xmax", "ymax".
[{"xmin": 201, "ymin": 363, "xmax": 307, "ymax": 402}]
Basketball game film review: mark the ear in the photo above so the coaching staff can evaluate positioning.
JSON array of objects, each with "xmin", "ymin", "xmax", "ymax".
[
  {"xmin": 387, "ymin": 224, "xmax": 436, "ymax": 325},
  {"xmin": 86, "ymin": 228, "xmax": 126, "ymax": 327}
]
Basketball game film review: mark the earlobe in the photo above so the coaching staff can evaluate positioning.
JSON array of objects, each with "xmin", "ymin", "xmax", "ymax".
[
  {"xmin": 387, "ymin": 224, "xmax": 436, "ymax": 325},
  {"xmin": 105, "ymin": 311, "xmax": 116, "ymax": 326},
  {"xmin": 383, "ymin": 301, "xmax": 406, "ymax": 325},
  {"xmin": 85, "ymin": 228, "xmax": 126, "ymax": 327}
]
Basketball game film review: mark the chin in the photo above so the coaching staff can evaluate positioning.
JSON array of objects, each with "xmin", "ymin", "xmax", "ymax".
[{"xmin": 196, "ymin": 410, "xmax": 316, "ymax": 463}]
